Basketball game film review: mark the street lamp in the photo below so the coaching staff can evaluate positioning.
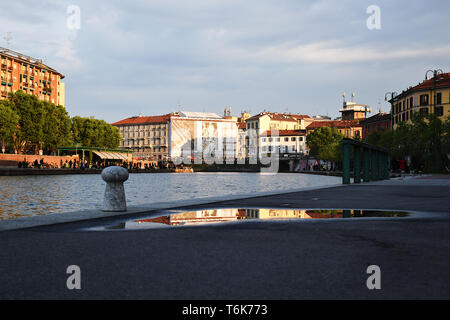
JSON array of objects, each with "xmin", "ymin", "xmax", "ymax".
[
  {"xmin": 385, "ymin": 91, "xmax": 397, "ymax": 129},
  {"xmin": 425, "ymin": 69, "xmax": 444, "ymax": 116}
]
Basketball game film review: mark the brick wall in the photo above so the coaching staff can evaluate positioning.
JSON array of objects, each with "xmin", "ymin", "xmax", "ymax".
[{"xmin": 0, "ymin": 154, "xmax": 79, "ymax": 167}]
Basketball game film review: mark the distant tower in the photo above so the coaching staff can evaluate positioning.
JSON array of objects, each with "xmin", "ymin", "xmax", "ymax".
[
  {"xmin": 340, "ymin": 92, "xmax": 371, "ymax": 120},
  {"xmin": 224, "ymin": 107, "xmax": 231, "ymax": 117}
]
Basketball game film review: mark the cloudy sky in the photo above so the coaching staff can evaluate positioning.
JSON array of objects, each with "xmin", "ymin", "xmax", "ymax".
[{"xmin": 2, "ymin": 0, "xmax": 449, "ymax": 122}]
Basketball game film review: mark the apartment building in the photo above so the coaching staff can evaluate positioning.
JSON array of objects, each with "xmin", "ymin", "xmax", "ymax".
[
  {"xmin": 244, "ymin": 112, "xmax": 313, "ymax": 159},
  {"xmin": 389, "ymin": 72, "xmax": 450, "ymax": 129},
  {"xmin": 112, "ymin": 114, "xmax": 173, "ymax": 160},
  {"xmin": 0, "ymin": 47, "xmax": 65, "ymax": 106}
]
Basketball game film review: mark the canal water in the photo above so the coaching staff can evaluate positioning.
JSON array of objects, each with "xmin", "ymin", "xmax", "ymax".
[{"xmin": 0, "ymin": 172, "xmax": 341, "ymax": 220}]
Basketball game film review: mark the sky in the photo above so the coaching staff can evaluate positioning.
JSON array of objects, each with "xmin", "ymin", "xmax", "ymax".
[{"xmin": 1, "ymin": 0, "xmax": 450, "ymax": 123}]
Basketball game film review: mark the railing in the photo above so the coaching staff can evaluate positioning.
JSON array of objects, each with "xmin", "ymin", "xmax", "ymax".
[{"xmin": 342, "ymin": 138, "xmax": 389, "ymax": 184}]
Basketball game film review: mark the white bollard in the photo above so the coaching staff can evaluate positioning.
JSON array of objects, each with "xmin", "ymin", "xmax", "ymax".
[{"xmin": 101, "ymin": 166, "xmax": 129, "ymax": 212}]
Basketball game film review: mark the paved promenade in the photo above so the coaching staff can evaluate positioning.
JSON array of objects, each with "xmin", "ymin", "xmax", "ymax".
[{"xmin": 0, "ymin": 175, "xmax": 449, "ymax": 299}]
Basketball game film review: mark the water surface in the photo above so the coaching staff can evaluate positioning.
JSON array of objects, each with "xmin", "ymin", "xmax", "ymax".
[{"xmin": 0, "ymin": 172, "xmax": 341, "ymax": 219}]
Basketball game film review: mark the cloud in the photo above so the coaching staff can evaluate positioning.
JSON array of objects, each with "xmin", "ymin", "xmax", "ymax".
[
  {"xmin": 2, "ymin": 0, "xmax": 450, "ymax": 122},
  {"xmin": 254, "ymin": 41, "xmax": 450, "ymax": 64}
]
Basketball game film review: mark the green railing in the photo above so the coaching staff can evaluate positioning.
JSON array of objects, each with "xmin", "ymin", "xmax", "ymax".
[{"xmin": 342, "ymin": 138, "xmax": 389, "ymax": 184}]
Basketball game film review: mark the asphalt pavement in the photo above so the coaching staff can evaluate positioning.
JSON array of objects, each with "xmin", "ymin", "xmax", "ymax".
[{"xmin": 0, "ymin": 175, "xmax": 449, "ymax": 299}]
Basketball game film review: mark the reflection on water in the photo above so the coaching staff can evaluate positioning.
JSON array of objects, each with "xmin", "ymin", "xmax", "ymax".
[
  {"xmin": 0, "ymin": 173, "xmax": 341, "ymax": 220},
  {"xmin": 92, "ymin": 209, "xmax": 409, "ymax": 231}
]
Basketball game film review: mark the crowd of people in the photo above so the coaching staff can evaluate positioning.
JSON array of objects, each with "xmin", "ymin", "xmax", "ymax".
[{"xmin": 16, "ymin": 157, "xmax": 178, "ymax": 171}]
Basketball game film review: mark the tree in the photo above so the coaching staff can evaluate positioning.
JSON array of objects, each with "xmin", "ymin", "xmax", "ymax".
[
  {"xmin": 0, "ymin": 101, "xmax": 20, "ymax": 150},
  {"xmin": 7, "ymin": 91, "xmax": 45, "ymax": 153},
  {"xmin": 367, "ymin": 112, "xmax": 450, "ymax": 173},
  {"xmin": 0, "ymin": 91, "xmax": 120, "ymax": 154},
  {"xmin": 306, "ymin": 127, "xmax": 344, "ymax": 162},
  {"xmin": 41, "ymin": 102, "xmax": 73, "ymax": 152},
  {"xmin": 71, "ymin": 116, "xmax": 121, "ymax": 148}
]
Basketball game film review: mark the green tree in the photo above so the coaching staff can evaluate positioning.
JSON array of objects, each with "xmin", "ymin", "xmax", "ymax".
[
  {"xmin": 71, "ymin": 116, "xmax": 121, "ymax": 148},
  {"xmin": 306, "ymin": 127, "xmax": 344, "ymax": 162},
  {"xmin": 7, "ymin": 90, "xmax": 45, "ymax": 153},
  {"xmin": 0, "ymin": 100, "xmax": 20, "ymax": 150},
  {"xmin": 41, "ymin": 102, "xmax": 73, "ymax": 152}
]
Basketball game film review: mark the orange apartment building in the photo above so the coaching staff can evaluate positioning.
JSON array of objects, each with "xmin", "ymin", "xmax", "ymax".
[{"xmin": 0, "ymin": 47, "xmax": 65, "ymax": 106}]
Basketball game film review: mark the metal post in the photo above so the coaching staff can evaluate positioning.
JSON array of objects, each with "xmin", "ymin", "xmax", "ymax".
[
  {"xmin": 380, "ymin": 152, "xmax": 385, "ymax": 180},
  {"xmin": 363, "ymin": 147, "xmax": 370, "ymax": 182},
  {"xmin": 354, "ymin": 146, "xmax": 361, "ymax": 183},
  {"xmin": 342, "ymin": 142, "xmax": 351, "ymax": 184},
  {"xmin": 377, "ymin": 151, "xmax": 382, "ymax": 180},
  {"xmin": 371, "ymin": 150, "xmax": 377, "ymax": 181},
  {"xmin": 384, "ymin": 153, "xmax": 389, "ymax": 179}
]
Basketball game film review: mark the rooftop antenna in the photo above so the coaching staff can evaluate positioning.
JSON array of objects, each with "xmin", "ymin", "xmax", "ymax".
[
  {"xmin": 342, "ymin": 92, "xmax": 346, "ymax": 104},
  {"xmin": 351, "ymin": 92, "xmax": 355, "ymax": 102},
  {"xmin": 378, "ymin": 99, "xmax": 382, "ymax": 113},
  {"xmin": 3, "ymin": 32, "xmax": 12, "ymax": 48}
]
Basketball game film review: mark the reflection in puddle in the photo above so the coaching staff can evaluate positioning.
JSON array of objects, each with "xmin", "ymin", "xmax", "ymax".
[{"xmin": 87, "ymin": 209, "xmax": 409, "ymax": 231}]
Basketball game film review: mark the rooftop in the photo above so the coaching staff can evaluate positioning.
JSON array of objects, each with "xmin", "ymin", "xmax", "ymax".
[
  {"xmin": 112, "ymin": 114, "xmax": 175, "ymax": 126},
  {"xmin": 359, "ymin": 112, "xmax": 391, "ymax": 125},
  {"xmin": 262, "ymin": 129, "xmax": 306, "ymax": 137},
  {"xmin": 0, "ymin": 46, "xmax": 64, "ymax": 78},
  {"xmin": 247, "ymin": 112, "xmax": 312, "ymax": 122},
  {"xmin": 390, "ymin": 72, "xmax": 450, "ymax": 101},
  {"xmin": 179, "ymin": 111, "xmax": 222, "ymax": 119},
  {"xmin": 306, "ymin": 120, "xmax": 361, "ymax": 129}
]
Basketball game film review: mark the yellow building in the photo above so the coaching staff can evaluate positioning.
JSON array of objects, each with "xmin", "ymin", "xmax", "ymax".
[{"xmin": 389, "ymin": 72, "xmax": 450, "ymax": 129}]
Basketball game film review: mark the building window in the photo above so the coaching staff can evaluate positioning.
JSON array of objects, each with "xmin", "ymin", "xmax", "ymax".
[
  {"xmin": 410, "ymin": 97, "xmax": 413, "ymax": 108},
  {"xmin": 419, "ymin": 107, "xmax": 428, "ymax": 116},
  {"xmin": 284, "ymin": 137, "xmax": 289, "ymax": 142},
  {"xmin": 291, "ymin": 137, "xmax": 296, "ymax": 141},
  {"xmin": 436, "ymin": 92, "xmax": 442, "ymax": 105},
  {"xmin": 420, "ymin": 94, "xmax": 429, "ymax": 106},
  {"xmin": 299, "ymin": 137, "xmax": 303, "ymax": 141},
  {"xmin": 435, "ymin": 106, "xmax": 443, "ymax": 117}
]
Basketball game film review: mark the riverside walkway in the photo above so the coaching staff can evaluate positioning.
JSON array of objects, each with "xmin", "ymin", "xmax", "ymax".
[{"xmin": 0, "ymin": 174, "xmax": 449, "ymax": 299}]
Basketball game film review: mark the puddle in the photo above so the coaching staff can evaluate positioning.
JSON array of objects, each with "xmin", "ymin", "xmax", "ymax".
[{"xmin": 82, "ymin": 208, "xmax": 410, "ymax": 231}]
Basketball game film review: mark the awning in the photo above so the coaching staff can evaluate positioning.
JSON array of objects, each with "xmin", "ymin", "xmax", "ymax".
[{"xmin": 92, "ymin": 151, "xmax": 130, "ymax": 160}]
